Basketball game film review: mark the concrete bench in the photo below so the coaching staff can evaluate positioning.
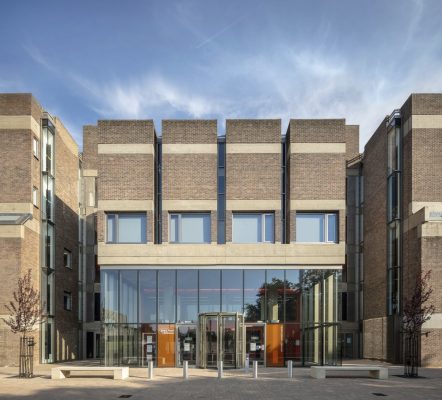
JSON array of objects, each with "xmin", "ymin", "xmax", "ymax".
[
  {"xmin": 51, "ymin": 366, "xmax": 129, "ymax": 380},
  {"xmin": 310, "ymin": 365, "xmax": 388, "ymax": 379}
]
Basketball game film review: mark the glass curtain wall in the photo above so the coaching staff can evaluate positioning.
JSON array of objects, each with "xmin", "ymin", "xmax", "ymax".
[
  {"xmin": 101, "ymin": 268, "xmax": 340, "ymax": 367},
  {"xmin": 41, "ymin": 118, "xmax": 55, "ymax": 363}
]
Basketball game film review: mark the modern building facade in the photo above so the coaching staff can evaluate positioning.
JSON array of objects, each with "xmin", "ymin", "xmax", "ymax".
[
  {"xmin": 359, "ymin": 94, "xmax": 442, "ymax": 367},
  {"xmin": 0, "ymin": 92, "xmax": 440, "ymax": 368},
  {"xmin": 0, "ymin": 94, "xmax": 80, "ymax": 365},
  {"xmin": 80, "ymin": 117, "xmax": 355, "ymax": 368}
]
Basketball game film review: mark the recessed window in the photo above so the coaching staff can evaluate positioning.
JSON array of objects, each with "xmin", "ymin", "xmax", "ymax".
[
  {"xmin": 32, "ymin": 186, "xmax": 38, "ymax": 207},
  {"xmin": 63, "ymin": 291, "xmax": 72, "ymax": 311},
  {"xmin": 32, "ymin": 137, "xmax": 39, "ymax": 159},
  {"xmin": 106, "ymin": 213, "xmax": 147, "ymax": 244},
  {"xmin": 64, "ymin": 249, "xmax": 72, "ymax": 269},
  {"xmin": 169, "ymin": 213, "xmax": 211, "ymax": 243},
  {"xmin": 232, "ymin": 213, "xmax": 274, "ymax": 243},
  {"xmin": 296, "ymin": 213, "xmax": 338, "ymax": 243}
]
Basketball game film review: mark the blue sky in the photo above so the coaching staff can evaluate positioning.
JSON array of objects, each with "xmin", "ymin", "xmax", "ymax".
[{"xmin": 1, "ymin": 0, "xmax": 441, "ymax": 149}]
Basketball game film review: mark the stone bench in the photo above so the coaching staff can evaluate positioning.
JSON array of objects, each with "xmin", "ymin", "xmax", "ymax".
[
  {"xmin": 51, "ymin": 366, "xmax": 129, "ymax": 380},
  {"xmin": 310, "ymin": 365, "xmax": 388, "ymax": 379}
]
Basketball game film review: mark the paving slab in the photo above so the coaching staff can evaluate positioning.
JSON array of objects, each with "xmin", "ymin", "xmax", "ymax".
[{"xmin": 0, "ymin": 362, "xmax": 441, "ymax": 400}]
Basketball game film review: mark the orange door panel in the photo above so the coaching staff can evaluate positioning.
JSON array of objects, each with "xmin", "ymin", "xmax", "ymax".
[
  {"xmin": 157, "ymin": 324, "xmax": 176, "ymax": 367},
  {"xmin": 266, "ymin": 324, "xmax": 284, "ymax": 367}
]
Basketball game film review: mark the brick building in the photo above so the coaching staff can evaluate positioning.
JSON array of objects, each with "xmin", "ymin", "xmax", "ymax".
[
  {"xmin": 0, "ymin": 92, "xmax": 440, "ymax": 368},
  {"xmin": 0, "ymin": 94, "xmax": 79, "ymax": 365}
]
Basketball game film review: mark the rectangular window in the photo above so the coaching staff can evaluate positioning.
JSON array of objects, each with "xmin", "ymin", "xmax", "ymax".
[
  {"xmin": 63, "ymin": 291, "xmax": 72, "ymax": 311},
  {"xmin": 295, "ymin": 213, "xmax": 338, "ymax": 243},
  {"xmin": 33, "ymin": 137, "xmax": 39, "ymax": 158},
  {"xmin": 32, "ymin": 186, "xmax": 38, "ymax": 207},
  {"xmin": 64, "ymin": 249, "xmax": 72, "ymax": 269},
  {"xmin": 169, "ymin": 213, "xmax": 211, "ymax": 243},
  {"xmin": 232, "ymin": 213, "xmax": 274, "ymax": 243},
  {"xmin": 106, "ymin": 213, "xmax": 147, "ymax": 243}
]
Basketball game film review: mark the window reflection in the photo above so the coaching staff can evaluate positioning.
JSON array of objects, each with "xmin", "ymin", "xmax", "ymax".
[
  {"xmin": 177, "ymin": 270, "xmax": 198, "ymax": 322},
  {"xmin": 199, "ymin": 270, "xmax": 220, "ymax": 313},
  {"xmin": 158, "ymin": 270, "xmax": 176, "ymax": 323},
  {"xmin": 140, "ymin": 270, "xmax": 156, "ymax": 323},
  {"xmin": 244, "ymin": 270, "xmax": 265, "ymax": 322},
  {"xmin": 221, "ymin": 270, "xmax": 243, "ymax": 313}
]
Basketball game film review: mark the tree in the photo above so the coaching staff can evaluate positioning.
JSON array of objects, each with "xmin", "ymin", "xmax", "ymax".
[
  {"xmin": 2, "ymin": 269, "xmax": 46, "ymax": 377},
  {"xmin": 402, "ymin": 270, "xmax": 435, "ymax": 377}
]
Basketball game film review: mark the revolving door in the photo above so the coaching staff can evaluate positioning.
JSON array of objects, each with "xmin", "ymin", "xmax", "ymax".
[{"xmin": 198, "ymin": 312, "xmax": 245, "ymax": 368}]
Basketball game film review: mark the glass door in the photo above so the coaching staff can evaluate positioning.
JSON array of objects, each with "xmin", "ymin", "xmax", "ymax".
[
  {"xmin": 205, "ymin": 316, "xmax": 218, "ymax": 368},
  {"xmin": 221, "ymin": 315, "xmax": 236, "ymax": 368},
  {"xmin": 246, "ymin": 324, "xmax": 265, "ymax": 366},
  {"xmin": 176, "ymin": 324, "xmax": 196, "ymax": 367},
  {"xmin": 198, "ymin": 312, "xmax": 244, "ymax": 368}
]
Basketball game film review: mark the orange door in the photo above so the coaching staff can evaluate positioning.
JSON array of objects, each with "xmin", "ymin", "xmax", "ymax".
[
  {"xmin": 266, "ymin": 324, "xmax": 284, "ymax": 367},
  {"xmin": 157, "ymin": 324, "xmax": 176, "ymax": 367}
]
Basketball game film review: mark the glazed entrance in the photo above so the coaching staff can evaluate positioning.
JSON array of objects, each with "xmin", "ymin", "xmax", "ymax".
[{"xmin": 198, "ymin": 313, "xmax": 244, "ymax": 368}]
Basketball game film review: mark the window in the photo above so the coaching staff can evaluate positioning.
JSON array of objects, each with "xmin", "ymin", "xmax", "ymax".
[
  {"xmin": 63, "ymin": 291, "xmax": 72, "ymax": 311},
  {"xmin": 106, "ymin": 213, "xmax": 147, "ymax": 243},
  {"xmin": 33, "ymin": 137, "xmax": 39, "ymax": 158},
  {"xmin": 32, "ymin": 186, "xmax": 38, "ymax": 207},
  {"xmin": 169, "ymin": 213, "xmax": 211, "ymax": 243},
  {"xmin": 64, "ymin": 249, "xmax": 72, "ymax": 269},
  {"xmin": 296, "ymin": 213, "xmax": 338, "ymax": 243},
  {"xmin": 232, "ymin": 213, "xmax": 274, "ymax": 243}
]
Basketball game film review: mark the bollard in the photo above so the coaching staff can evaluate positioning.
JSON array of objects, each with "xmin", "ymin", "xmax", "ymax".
[
  {"xmin": 148, "ymin": 360, "xmax": 154, "ymax": 379},
  {"xmin": 253, "ymin": 360, "xmax": 258, "ymax": 379},
  {"xmin": 183, "ymin": 360, "xmax": 189, "ymax": 380},
  {"xmin": 245, "ymin": 354, "xmax": 250, "ymax": 373},
  {"xmin": 218, "ymin": 360, "xmax": 223, "ymax": 379},
  {"xmin": 287, "ymin": 360, "xmax": 293, "ymax": 378}
]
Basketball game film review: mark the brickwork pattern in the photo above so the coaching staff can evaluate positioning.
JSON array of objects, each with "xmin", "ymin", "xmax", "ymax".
[
  {"xmin": 345, "ymin": 125, "xmax": 360, "ymax": 161},
  {"xmin": 162, "ymin": 154, "xmax": 217, "ymax": 200},
  {"xmin": 0, "ymin": 130, "xmax": 33, "ymax": 203},
  {"xmin": 289, "ymin": 119, "xmax": 346, "ymax": 143},
  {"xmin": 0, "ymin": 93, "xmax": 42, "ymax": 122},
  {"xmin": 362, "ymin": 120, "xmax": 388, "ymax": 320},
  {"xmin": 97, "ymin": 120, "xmax": 155, "ymax": 144},
  {"xmin": 98, "ymin": 154, "xmax": 154, "ymax": 200},
  {"xmin": 82, "ymin": 125, "xmax": 98, "ymax": 170},
  {"xmin": 162, "ymin": 120, "xmax": 217, "ymax": 144},
  {"xmin": 226, "ymin": 154, "xmax": 280, "ymax": 200},
  {"xmin": 226, "ymin": 120, "xmax": 281, "ymax": 143},
  {"xmin": 290, "ymin": 154, "xmax": 346, "ymax": 200},
  {"xmin": 54, "ymin": 130, "xmax": 79, "ymax": 361}
]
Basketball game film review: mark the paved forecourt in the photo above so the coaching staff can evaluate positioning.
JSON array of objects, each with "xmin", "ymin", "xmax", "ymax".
[{"xmin": 0, "ymin": 364, "xmax": 441, "ymax": 400}]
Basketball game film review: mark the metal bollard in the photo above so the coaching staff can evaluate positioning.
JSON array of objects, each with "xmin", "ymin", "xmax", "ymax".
[
  {"xmin": 287, "ymin": 360, "xmax": 293, "ymax": 378},
  {"xmin": 245, "ymin": 354, "xmax": 250, "ymax": 373},
  {"xmin": 183, "ymin": 360, "xmax": 189, "ymax": 380},
  {"xmin": 253, "ymin": 360, "xmax": 258, "ymax": 379},
  {"xmin": 148, "ymin": 360, "xmax": 154, "ymax": 379},
  {"xmin": 218, "ymin": 360, "xmax": 223, "ymax": 379}
]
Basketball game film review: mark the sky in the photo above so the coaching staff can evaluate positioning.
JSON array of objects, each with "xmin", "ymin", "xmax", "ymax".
[{"xmin": 1, "ymin": 0, "xmax": 442, "ymax": 150}]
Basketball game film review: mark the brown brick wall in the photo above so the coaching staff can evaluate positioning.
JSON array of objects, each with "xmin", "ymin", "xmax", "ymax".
[
  {"xmin": 98, "ymin": 154, "xmax": 154, "ymax": 200},
  {"xmin": 162, "ymin": 154, "xmax": 217, "ymax": 200},
  {"xmin": 345, "ymin": 125, "xmax": 360, "ymax": 161},
  {"xmin": 290, "ymin": 154, "xmax": 345, "ymax": 200},
  {"xmin": 289, "ymin": 119, "xmax": 346, "ymax": 143},
  {"xmin": 83, "ymin": 125, "xmax": 98, "ymax": 170},
  {"xmin": 362, "ymin": 119, "xmax": 388, "ymax": 320},
  {"xmin": 410, "ymin": 93, "xmax": 442, "ymax": 115},
  {"xmin": 226, "ymin": 153, "xmax": 280, "ymax": 200},
  {"xmin": 410, "ymin": 129, "xmax": 442, "ymax": 203},
  {"xmin": 97, "ymin": 120, "xmax": 155, "ymax": 144},
  {"xmin": 0, "ymin": 93, "xmax": 42, "ymax": 121},
  {"xmin": 162, "ymin": 120, "xmax": 217, "ymax": 143},
  {"xmin": 54, "ymin": 126, "xmax": 79, "ymax": 361},
  {"xmin": 226, "ymin": 119, "xmax": 280, "ymax": 143},
  {"xmin": 0, "ymin": 130, "xmax": 33, "ymax": 203}
]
